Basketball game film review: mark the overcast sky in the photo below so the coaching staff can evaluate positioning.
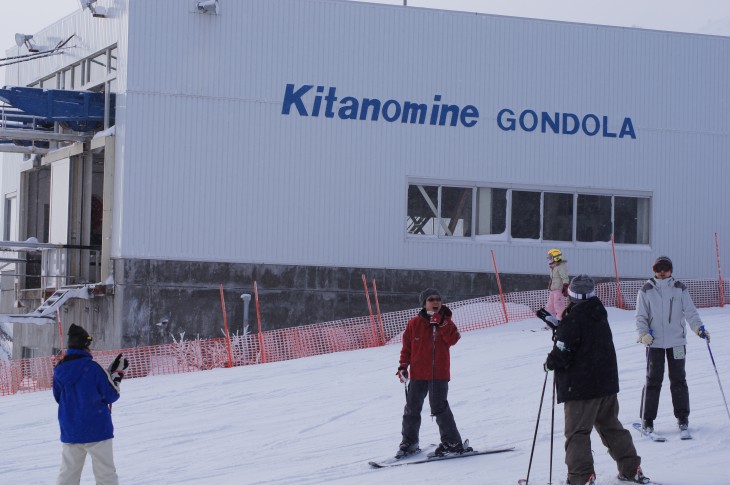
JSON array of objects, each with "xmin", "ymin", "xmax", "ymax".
[{"xmin": 2, "ymin": 0, "xmax": 730, "ymax": 84}]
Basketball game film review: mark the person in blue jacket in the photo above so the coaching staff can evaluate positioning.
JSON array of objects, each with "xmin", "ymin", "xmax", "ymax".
[{"xmin": 53, "ymin": 323, "xmax": 128, "ymax": 485}]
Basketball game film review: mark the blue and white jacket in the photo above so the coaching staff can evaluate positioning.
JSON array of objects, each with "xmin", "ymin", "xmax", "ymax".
[
  {"xmin": 52, "ymin": 348, "xmax": 120, "ymax": 444},
  {"xmin": 635, "ymin": 276, "xmax": 702, "ymax": 349}
]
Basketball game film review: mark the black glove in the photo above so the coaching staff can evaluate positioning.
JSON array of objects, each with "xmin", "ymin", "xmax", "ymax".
[
  {"xmin": 396, "ymin": 365, "xmax": 409, "ymax": 383},
  {"xmin": 562, "ymin": 284, "xmax": 569, "ymax": 297},
  {"xmin": 543, "ymin": 354, "xmax": 554, "ymax": 372},
  {"xmin": 108, "ymin": 353, "xmax": 129, "ymax": 385},
  {"xmin": 536, "ymin": 308, "xmax": 559, "ymax": 330}
]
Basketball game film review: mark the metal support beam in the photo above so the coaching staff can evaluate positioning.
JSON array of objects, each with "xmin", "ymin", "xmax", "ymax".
[
  {"xmin": 0, "ymin": 145, "xmax": 49, "ymax": 155},
  {"xmin": 0, "ymin": 128, "xmax": 89, "ymax": 142}
]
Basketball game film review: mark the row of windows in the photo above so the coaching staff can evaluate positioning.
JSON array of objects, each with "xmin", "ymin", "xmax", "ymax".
[{"xmin": 406, "ymin": 183, "xmax": 650, "ymax": 245}]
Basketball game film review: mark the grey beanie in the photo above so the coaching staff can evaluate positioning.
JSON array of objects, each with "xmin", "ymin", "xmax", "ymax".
[
  {"xmin": 419, "ymin": 288, "xmax": 441, "ymax": 307},
  {"xmin": 568, "ymin": 274, "xmax": 596, "ymax": 301},
  {"xmin": 652, "ymin": 256, "xmax": 673, "ymax": 273}
]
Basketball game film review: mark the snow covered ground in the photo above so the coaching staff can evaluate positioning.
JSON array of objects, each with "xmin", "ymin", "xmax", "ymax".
[{"xmin": 1, "ymin": 306, "xmax": 729, "ymax": 484}]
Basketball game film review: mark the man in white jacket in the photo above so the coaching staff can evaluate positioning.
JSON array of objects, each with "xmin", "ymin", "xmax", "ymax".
[{"xmin": 635, "ymin": 256, "xmax": 710, "ymax": 435}]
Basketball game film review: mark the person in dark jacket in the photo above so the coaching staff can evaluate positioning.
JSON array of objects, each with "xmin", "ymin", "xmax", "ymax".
[
  {"xmin": 395, "ymin": 288, "xmax": 470, "ymax": 458},
  {"xmin": 545, "ymin": 275, "xmax": 649, "ymax": 485},
  {"xmin": 53, "ymin": 323, "xmax": 128, "ymax": 485}
]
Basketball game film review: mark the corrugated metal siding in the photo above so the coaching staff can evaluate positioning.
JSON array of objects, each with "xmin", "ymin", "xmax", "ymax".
[{"xmin": 117, "ymin": 0, "xmax": 729, "ymax": 278}]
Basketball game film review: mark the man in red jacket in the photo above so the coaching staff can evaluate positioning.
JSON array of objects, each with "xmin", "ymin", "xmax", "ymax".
[{"xmin": 395, "ymin": 288, "xmax": 469, "ymax": 458}]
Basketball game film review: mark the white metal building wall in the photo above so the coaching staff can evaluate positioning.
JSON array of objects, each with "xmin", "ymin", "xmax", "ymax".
[{"xmin": 48, "ymin": 1, "xmax": 730, "ymax": 279}]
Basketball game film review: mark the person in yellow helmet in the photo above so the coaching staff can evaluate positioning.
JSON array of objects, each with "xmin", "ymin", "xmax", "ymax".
[{"xmin": 546, "ymin": 249, "xmax": 570, "ymax": 320}]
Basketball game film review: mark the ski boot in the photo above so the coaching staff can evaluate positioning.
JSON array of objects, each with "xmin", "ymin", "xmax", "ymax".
[
  {"xmin": 433, "ymin": 439, "xmax": 472, "ymax": 457},
  {"xmin": 395, "ymin": 441, "xmax": 419, "ymax": 459},
  {"xmin": 617, "ymin": 466, "xmax": 651, "ymax": 484},
  {"xmin": 566, "ymin": 473, "xmax": 595, "ymax": 485}
]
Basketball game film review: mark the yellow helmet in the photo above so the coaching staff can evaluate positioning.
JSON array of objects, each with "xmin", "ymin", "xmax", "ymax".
[{"xmin": 547, "ymin": 248, "xmax": 562, "ymax": 262}]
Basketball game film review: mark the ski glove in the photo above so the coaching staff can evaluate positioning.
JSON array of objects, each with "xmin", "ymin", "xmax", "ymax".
[
  {"xmin": 543, "ymin": 354, "xmax": 554, "ymax": 372},
  {"xmin": 536, "ymin": 308, "xmax": 559, "ymax": 330},
  {"xmin": 562, "ymin": 283, "xmax": 569, "ymax": 297},
  {"xmin": 695, "ymin": 326, "xmax": 710, "ymax": 343},
  {"xmin": 638, "ymin": 333, "xmax": 653, "ymax": 346},
  {"xmin": 396, "ymin": 366, "xmax": 409, "ymax": 383},
  {"xmin": 108, "ymin": 353, "xmax": 129, "ymax": 385}
]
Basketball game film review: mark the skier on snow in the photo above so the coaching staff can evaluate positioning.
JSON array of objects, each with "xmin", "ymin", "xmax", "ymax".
[
  {"xmin": 546, "ymin": 248, "xmax": 570, "ymax": 321},
  {"xmin": 636, "ymin": 256, "xmax": 710, "ymax": 436},
  {"xmin": 53, "ymin": 323, "xmax": 129, "ymax": 485},
  {"xmin": 395, "ymin": 288, "xmax": 471, "ymax": 459},
  {"xmin": 545, "ymin": 275, "xmax": 650, "ymax": 485}
]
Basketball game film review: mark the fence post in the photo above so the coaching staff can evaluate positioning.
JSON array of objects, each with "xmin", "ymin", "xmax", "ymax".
[
  {"xmin": 716, "ymin": 232, "xmax": 725, "ymax": 307},
  {"xmin": 372, "ymin": 279, "xmax": 385, "ymax": 345},
  {"xmin": 253, "ymin": 281, "xmax": 266, "ymax": 363},
  {"xmin": 218, "ymin": 285, "xmax": 234, "ymax": 368},
  {"xmin": 491, "ymin": 250, "xmax": 509, "ymax": 323},
  {"xmin": 611, "ymin": 234, "xmax": 624, "ymax": 309},
  {"xmin": 56, "ymin": 313, "xmax": 64, "ymax": 357},
  {"xmin": 361, "ymin": 274, "xmax": 379, "ymax": 346},
  {"xmin": 241, "ymin": 293, "xmax": 251, "ymax": 363}
]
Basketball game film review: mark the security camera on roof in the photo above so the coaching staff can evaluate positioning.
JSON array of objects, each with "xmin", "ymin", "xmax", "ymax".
[{"xmin": 196, "ymin": 0, "xmax": 219, "ymax": 14}]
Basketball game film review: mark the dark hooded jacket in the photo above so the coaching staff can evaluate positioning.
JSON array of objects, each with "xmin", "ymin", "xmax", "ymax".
[
  {"xmin": 53, "ymin": 348, "xmax": 120, "ymax": 443},
  {"xmin": 545, "ymin": 296, "xmax": 619, "ymax": 403}
]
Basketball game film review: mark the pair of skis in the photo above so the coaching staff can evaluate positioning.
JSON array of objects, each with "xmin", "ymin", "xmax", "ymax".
[
  {"xmin": 632, "ymin": 422, "xmax": 692, "ymax": 442},
  {"xmin": 368, "ymin": 442, "xmax": 514, "ymax": 468}
]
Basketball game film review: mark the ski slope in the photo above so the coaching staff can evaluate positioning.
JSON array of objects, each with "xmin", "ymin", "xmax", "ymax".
[{"xmin": 1, "ymin": 306, "xmax": 729, "ymax": 484}]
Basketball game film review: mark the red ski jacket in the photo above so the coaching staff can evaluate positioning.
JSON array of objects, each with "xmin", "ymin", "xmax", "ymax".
[{"xmin": 399, "ymin": 306, "xmax": 460, "ymax": 381}]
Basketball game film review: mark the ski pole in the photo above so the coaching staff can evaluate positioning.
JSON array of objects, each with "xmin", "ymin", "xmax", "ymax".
[
  {"xmin": 640, "ymin": 329, "xmax": 653, "ymax": 424},
  {"xmin": 702, "ymin": 327, "xmax": 730, "ymax": 422},
  {"xmin": 521, "ymin": 370, "xmax": 549, "ymax": 485},
  {"xmin": 549, "ymin": 376, "xmax": 556, "ymax": 485}
]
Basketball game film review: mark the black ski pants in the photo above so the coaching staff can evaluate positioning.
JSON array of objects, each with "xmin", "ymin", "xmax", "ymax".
[
  {"xmin": 640, "ymin": 346, "xmax": 689, "ymax": 423},
  {"xmin": 401, "ymin": 379, "xmax": 462, "ymax": 446},
  {"xmin": 564, "ymin": 394, "xmax": 641, "ymax": 485}
]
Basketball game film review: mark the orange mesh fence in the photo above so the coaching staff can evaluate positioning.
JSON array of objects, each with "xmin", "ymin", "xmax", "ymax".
[{"xmin": 2, "ymin": 278, "xmax": 727, "ymax": 396}]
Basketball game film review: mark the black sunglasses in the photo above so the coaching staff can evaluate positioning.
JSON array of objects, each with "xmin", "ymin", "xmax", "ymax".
[{"xmin": 653, "ymin": 264, "xmax": 672, "ymax": 273}]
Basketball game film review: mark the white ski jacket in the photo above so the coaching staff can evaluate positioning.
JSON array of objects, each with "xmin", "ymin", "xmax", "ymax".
[{"xmin": 635, "ymin": 276, "xmax": 703, "ymax": 349}]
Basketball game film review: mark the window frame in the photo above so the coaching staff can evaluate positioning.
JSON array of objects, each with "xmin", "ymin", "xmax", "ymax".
[{"xmin": 406, "ymin": 179, "xmax": 651, "ymax": 247}]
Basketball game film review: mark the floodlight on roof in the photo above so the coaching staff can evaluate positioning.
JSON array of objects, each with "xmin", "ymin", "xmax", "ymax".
[
  {"xmin": 79, "ymin": 0, "xmax": 107, "ymax": 18},
  {"xmin": 196, "ymin": 0, "xmax": 219, "ymax": 14},
  {"xmin": 14, "ymin": 34, "xmax": 39, "ymax": 53}
]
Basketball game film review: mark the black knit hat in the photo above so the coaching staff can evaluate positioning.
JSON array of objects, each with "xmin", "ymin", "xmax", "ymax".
[
  {"xmin": 419, "ymin": 288, "xmax": 441, "ymax": 307},
  {"xmin": 67, "ymin": 323, "xmax": 92, "ymax": 349},
  {"xmin": 568, "ymin": 274, "xmax": 596, "ymax": 301},
  {"xmin": 652, "ymin": 256, "xmax": 673, "ymax": 273}
]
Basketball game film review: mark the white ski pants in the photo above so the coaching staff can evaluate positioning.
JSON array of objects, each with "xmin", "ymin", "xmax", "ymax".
[{"xmin": 56, "ymin": 438, "xmax": 119, "ymax": 485}]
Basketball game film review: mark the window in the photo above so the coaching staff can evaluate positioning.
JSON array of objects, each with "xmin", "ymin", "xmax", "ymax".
[
  {"xmin": 22, "ymin": 346, "xmax": 37, "ymax": 359},
  {"xmin": 511, "ymin": 190, "xmax": 540, "ymax": 239},
  {"xmin": 406, "ymin": 184, "xmax": 471, "ymax": 237},
  {"xmin": 407, "ymin": 182, "xmax": 650, "ymax": 245},
  {"xmin": 440, "ymin": 187, "xmax": 472, "ymax": 237},
  {"xmin": 4, "ymin": 196, "xmax": 16, "ymax": 241},
  {"xmin": 577, "ymin": 194, "xmax": 612, "ymax": 242},
  {"xmin": 614, "ymin": 196, "xmax": 650, "ymax": 244},
  {"xmin": 476, "ymin": 187, "xmax": 506, "ymax": 235},
  {"xmin": 543, "ymin": 192, "xmax": 573, "ymax": 241}
]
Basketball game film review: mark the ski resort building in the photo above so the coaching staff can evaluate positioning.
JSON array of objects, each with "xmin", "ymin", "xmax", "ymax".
[{"xmin": 1, "ymin": 0, "xmax": 728, "ymax": 357}]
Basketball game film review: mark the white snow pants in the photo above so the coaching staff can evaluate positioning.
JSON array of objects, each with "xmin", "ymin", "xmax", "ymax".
[{"xmin": 56, "ymin": 438, "xmax": 119, "ymax": 485}]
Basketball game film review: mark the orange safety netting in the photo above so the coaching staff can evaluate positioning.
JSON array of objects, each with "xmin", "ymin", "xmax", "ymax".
[{"xmin": 1, "ymin": 279, "xmax": 726, "ymax": 397}]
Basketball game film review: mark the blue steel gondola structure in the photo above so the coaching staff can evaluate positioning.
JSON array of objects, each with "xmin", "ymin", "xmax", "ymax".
[{"xmin": 0, "ymin": 86, "xmax": 114, "ymax": 153}]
